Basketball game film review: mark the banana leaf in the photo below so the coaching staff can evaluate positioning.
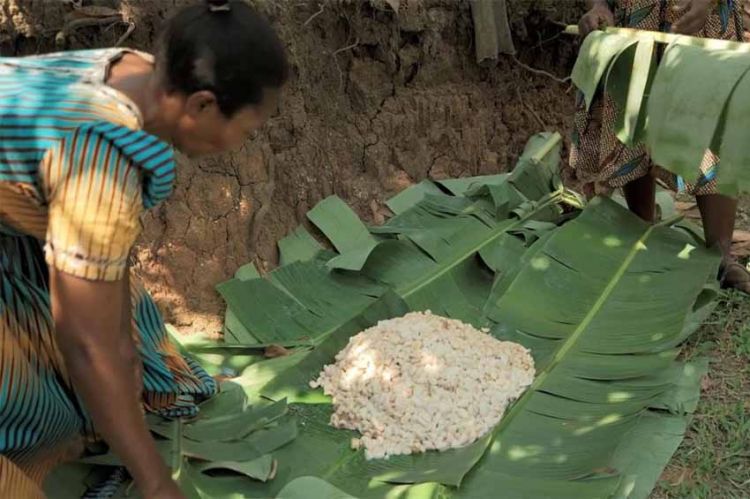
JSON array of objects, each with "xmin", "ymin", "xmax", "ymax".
[
  {"xmin": 603, "ymin": 37, "xmax": 654, "ymax": 145},
  {"xmin": 166, "ymin": 326, "xmax": 271, "ymax": 377},
  {"xmin": 216, "ymin": 260, "xmax": 383, "ymax": 344},
  {"xmin": 386, "ymin": 180, "xmax": 443, "ymax": 215},
  {"xmin": 717, "ymin": 69, "xmax": 750, "ymax": 194},
  {"xmin": 197, "ymin": 455, "xmax": 275, "ymax": 482},
  {"xmin": 201, "ymin": 131, "xmax": 715, "ymax": 497},
  {"xmin": 63, "ymin": 393, "xmax": 298, "ymax": 498},
  {"xmin": 449, "ymin": 198, "xmax": 717, "ymax": 497},
  {"xmin": 223, "ymin": 263, "xmax": 261, "ymax": 344},
  {"xmin": 571, "ymin": 31, "xmax": 637, "ymax": 111},
  {"xmin": 276, "ymin": 477, "xmax": 357, "ymax": 499},
  {"xmin": 279, "ymin": 226, "xmax": 324, "ymax": 266},
  {"xmin": 243, "ymin": 197, "xmax": 718, "ymax": 498},
  {"xmin": 386, "ymin": 174, "xmax": 513, "ymax": 216},
  {"xmin": 182, "ymin": 399, "xmax": 288, "ymax": 442},
  {"xmin": 216, "ymin": 133, "xmax": 563, "ymax": 345},
  {"xmin": 570, "ymin": 26, "xmax": 750, "ymax": 193},
  {"xmin": 436, "ymin": 174, "xmax": 509, "ymax": 196},
  {"xmin": 646, "ymin": 44, "xmax": 750, "ymax": 184},
  {"xmin": 307, "ymin": 196, "xmax": 381, "ymax": 271}
]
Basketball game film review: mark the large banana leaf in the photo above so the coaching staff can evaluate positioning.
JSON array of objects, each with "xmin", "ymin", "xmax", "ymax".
[
  {"xmin": 208, "ymin": 132, "xmax": 715, "ymax": 498},
  {"xmin": 245, "ymin": 196, "xmax": 717, "ymax": 498},
  {"xmin": 571, "ymin": 31, "xmax": 638, "ymax": 111},
  {"xmin": 646, "ymin": 44, "xmax": 750, "ymax": 188},
  {"xmin": 571, "ymin": 26, "xmax": 750, "ymax": 194}
]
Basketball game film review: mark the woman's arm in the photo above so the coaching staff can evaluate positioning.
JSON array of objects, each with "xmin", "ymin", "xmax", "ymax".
[
  {"xmin": 120, "ymin": 270, "xmax": 144, "ymax": 398},
  {"xmin": 50, "ymin": 268, "xmax": 182, "ymax": 499}
]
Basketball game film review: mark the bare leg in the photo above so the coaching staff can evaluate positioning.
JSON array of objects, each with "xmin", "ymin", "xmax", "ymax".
[
  {"xmin": 697, "ymin": 194, "xmax": 735, "ymax": 255},
  {"xmin": 696, "ymin": 194, "xmax": 750, "ymax": 293},
  {"xmin": 623, "ymin": 174, "xmax": 656, "ymax": 223}
]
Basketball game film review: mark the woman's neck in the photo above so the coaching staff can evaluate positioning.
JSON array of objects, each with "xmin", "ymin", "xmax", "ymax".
[{"xmin": 107, "ymin": 53, "xmax": 175, "ymax": 143}]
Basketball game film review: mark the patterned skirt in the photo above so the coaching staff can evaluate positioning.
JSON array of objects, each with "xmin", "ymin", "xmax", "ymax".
[
  {"xmin": 570, "ymin": 0, "xmax": 745, "ymax": 196},
  {"xmin": 0, "ymin": 229, "xmax": 217, "ymax": 497}
]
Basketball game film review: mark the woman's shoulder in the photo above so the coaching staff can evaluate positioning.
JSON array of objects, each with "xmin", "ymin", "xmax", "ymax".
[
  {"xmin": 56, "ymin": 121, "xmax": 177, "ymax": 209},
  {"xmin": 2, "ymin": 48, "xmax": 141, "ymax": 73},
  {"xmin": 0, "ymin": 48, "xmax": 145, "ymax": 128}
]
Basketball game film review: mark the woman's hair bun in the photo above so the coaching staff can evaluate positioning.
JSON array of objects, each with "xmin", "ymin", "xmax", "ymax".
[
  {"xmin": 206, "ymin": 0, "xmax": 231, "ymax": 12},
  {"xmin": 159, "ymin": 0, "xmax": 288, "ymax": 116}
]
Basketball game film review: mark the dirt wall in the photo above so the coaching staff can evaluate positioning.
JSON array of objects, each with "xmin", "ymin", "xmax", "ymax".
[{"xmin": 1, "ymin": 0, "xmax": 585, "ymax": 332}]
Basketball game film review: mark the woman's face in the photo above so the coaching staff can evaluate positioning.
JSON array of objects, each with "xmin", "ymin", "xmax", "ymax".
[{"xmin": 170, "ymin": 88, "xmax": 279, "ymax": 157}]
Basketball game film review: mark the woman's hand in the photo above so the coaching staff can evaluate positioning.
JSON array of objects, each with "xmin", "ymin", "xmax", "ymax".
[
  {"xmin": 142, "ymin": 476, "xmax": 186, "ymax": 499},
  {"xmin": 579, "ymin": 0, "xmax": 615, "ymax": 38},
  {"xmin": 671, "ymin": 0, "xmax": 714, "ymax": 35}
]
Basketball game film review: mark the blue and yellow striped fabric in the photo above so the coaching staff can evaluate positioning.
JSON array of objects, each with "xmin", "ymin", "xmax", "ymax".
[
  {"xmin": 0, "ymin": 49, "xmax": 178, "ymax": 280},
  {"xmin": 0, "ymin": 49, "xmax": 217, "ymax": 497}
]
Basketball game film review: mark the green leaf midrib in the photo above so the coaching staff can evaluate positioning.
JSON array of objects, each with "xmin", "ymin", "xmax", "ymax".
[
  {"xmin": 397, "ymin": 194, "xmax": 561, "ymax": 300},
  {"xmin": 469, "ymin": 218, "xmax": 658, "ymax": 474},
  {"xmin": 304, "ymin": 195, "xmax": 562, "ymax": 349}
]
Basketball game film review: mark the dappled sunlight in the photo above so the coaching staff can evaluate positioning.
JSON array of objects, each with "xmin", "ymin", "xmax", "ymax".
[
  {"xmin": 382, "ymin": 479, "xmax": 443, "ymax": 499},
  {"xmin": 150, "ymin": 115, "xmax": 725, "ymax": 494},
  {"xmin": 341, "ymin": 349, "xmax": 379, "ymax": 387},
  {"xmin": 381, "ymin": 366, "xmax": 398, "ymax": 383},
  {"xmin": 531, "ymin": 256, "xmax": 550, "ymax": 271},
  {"xmin": 350, "ymin": 339, "xmax": 374, "ymax": 358},
  {"xmin": 618, "ymin": 479, "xmax": 637, "ymax": 497},
  {"xmin": 329, "ymin": 340, "xmax": 447, "ymax": 388},
  {"xmin": 489, "ymin": 440, "xmax": 502, "ymax": 455},
  {"xmin": 420, "ymin": 351, "xmax": 441, "ymax": 374},
  {"xmin": 677, "ymin": 243, "xmax": 696, "ymax": 260},
  {"xmin": 608, "ymin": 391, "xmax": 633, "ymax": 403},
  {"xmin": 603, "ymin": 236, "xmax": 622, "ymax": 248},
  {"xmin": 507, "ymin": 444, "xmax": 544, "ymax": 461},
  {"xmin": 573, "ymin": 413, "xmax": 623, "ymax": 436}
]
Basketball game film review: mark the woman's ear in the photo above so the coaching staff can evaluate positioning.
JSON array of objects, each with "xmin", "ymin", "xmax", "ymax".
[{"xmin": 184, "ymin": 90, "xmax": 220, "ymax": 117}]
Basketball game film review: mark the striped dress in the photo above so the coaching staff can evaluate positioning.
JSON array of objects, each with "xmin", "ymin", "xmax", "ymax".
[{"xmin": 0, "ymin": 49, "xmax": 216, "ymax": 497}]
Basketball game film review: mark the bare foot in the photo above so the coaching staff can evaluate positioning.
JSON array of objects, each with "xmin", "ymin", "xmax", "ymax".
[{"xmin": 719, "ymin": 260, "xmax": 750, "ymax": 294}]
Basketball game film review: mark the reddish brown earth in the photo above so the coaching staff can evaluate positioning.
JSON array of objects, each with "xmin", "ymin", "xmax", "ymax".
[{"xmin": 1, "ymin": 0, "xmax": 585, "ymax": 332}]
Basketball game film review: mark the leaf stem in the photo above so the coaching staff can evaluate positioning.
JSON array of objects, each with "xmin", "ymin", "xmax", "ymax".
[
  {"xmin": 470, "ymin": 212, "xmax": 659, "ymax": 474},
  {"xmin": 565, "ymin": 25, "xmax": 750, "ymax": 52},
  {"xmin": 530, "ymin": 132, "xmax": 562, "ymax": 164}
]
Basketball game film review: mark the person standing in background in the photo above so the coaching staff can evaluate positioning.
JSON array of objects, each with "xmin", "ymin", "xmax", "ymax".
[{"xmin": 571, "ymin": 0, "xmax": 750, "ymax": 292}]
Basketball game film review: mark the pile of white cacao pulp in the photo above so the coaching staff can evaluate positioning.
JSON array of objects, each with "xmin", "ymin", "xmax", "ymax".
[{"xmin": 310, "ymin": 311, "xmax": 535, "ymax": 460}]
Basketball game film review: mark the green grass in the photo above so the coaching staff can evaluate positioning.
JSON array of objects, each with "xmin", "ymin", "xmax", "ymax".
[{"xmin": 653, "ymin": 292, "xmax": 750, "ymax": 498}]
